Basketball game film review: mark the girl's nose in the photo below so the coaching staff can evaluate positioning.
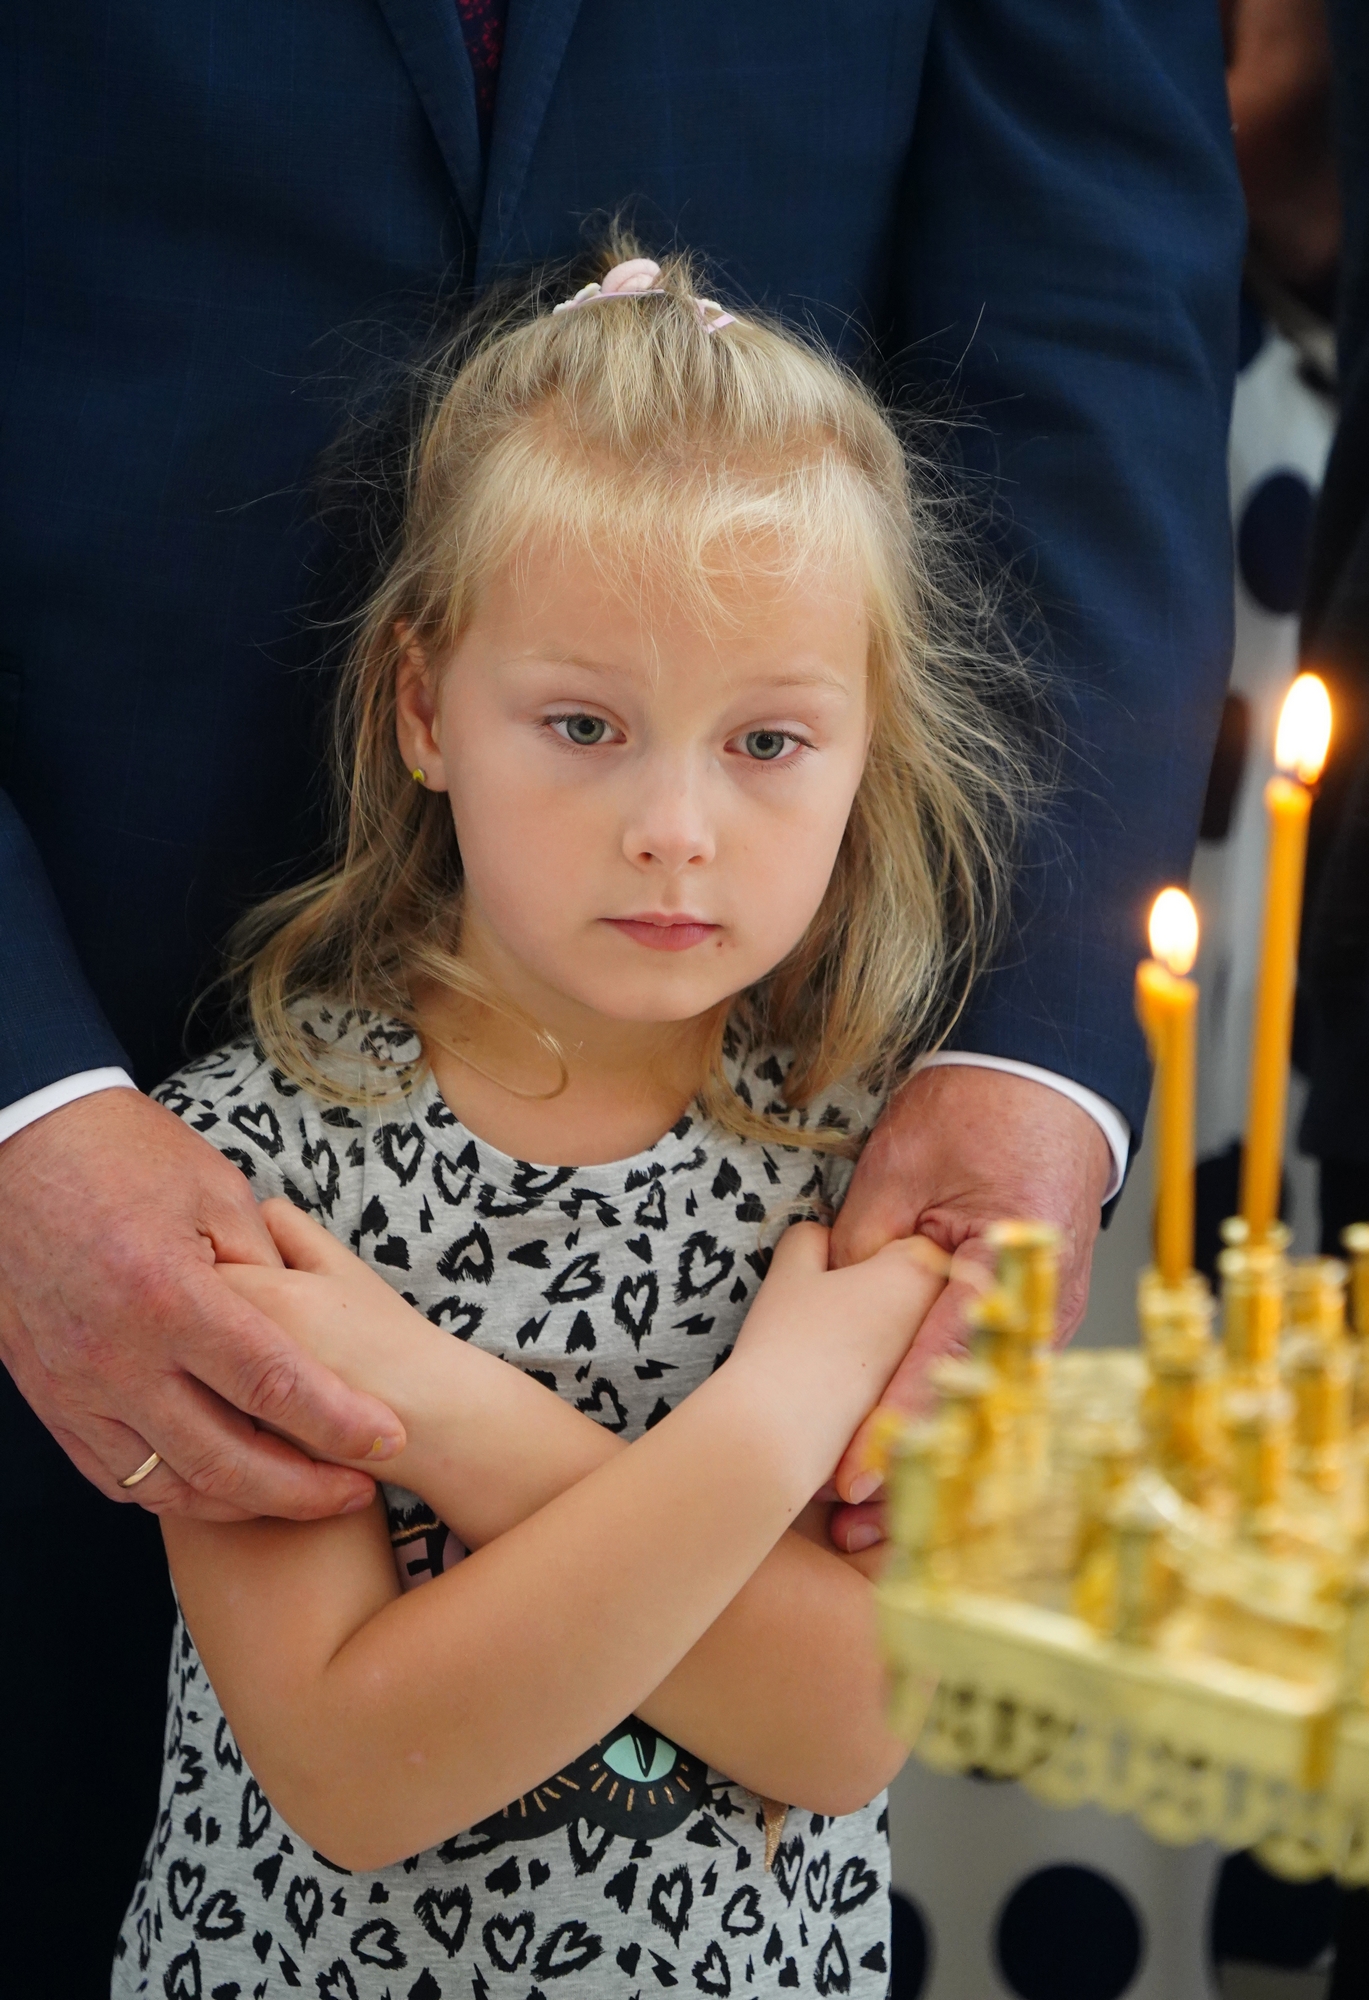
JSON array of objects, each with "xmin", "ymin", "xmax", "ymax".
[{"xmin": 621, "ymin": 767, "xmax": 716, "ymax": 873}]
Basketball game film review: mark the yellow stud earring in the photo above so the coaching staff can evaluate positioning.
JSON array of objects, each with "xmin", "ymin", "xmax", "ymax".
[{"xmin": 411, "ymin": 767, "xmax": 427, "ymax": 786}]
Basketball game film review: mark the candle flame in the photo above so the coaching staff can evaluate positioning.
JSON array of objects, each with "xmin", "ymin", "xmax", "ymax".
[
  {"xmin": 1274, "ymin": 673, "xmax": 1332, "ymax": 785},
  {"xmin": 1149, "ymin": 888, "xmax": 1199, "ymax": 977}
]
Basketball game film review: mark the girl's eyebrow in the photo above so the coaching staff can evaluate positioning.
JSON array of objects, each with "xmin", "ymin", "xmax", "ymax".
[
  {"xmin": 506, "ymin": 651, "xmax": 619, "ymax": 675},
  {"xmin": 763, "ymin": 668, "xmax": 854, "ymax": 692},
  {"xmin": 511, "ymin": 655, "xmax": 855, "ymax": 695}
]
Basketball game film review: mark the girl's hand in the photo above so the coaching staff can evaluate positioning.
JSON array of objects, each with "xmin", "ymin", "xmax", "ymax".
[
  {"xmin": 727, "ymin": 1220, "xmax": 944, "ymax": 1490},
  {"xmin": 217, "ymin": 1200, "xmax": 622, "ymax": 1551},
  {"xmin": 216, "ymin": 1202, "xmax": 438, "ymax": 1451}
]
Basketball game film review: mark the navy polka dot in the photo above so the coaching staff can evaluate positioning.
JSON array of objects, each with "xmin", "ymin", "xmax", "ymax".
[
  {"xmin": 1209, "ymin": 1852, "xmax": 1337, "ymax": 1970},
  {"xmin": 994, "ymin": 1864, "xmax": 1143, "ymax": 2000},
  {"xmin": 1238, "ymin": 470, "xmax": 1316, "ymax": 616},
  {"xmin": 890, "ymin": 1888, "xmax": 931, "ymax": 1997}
]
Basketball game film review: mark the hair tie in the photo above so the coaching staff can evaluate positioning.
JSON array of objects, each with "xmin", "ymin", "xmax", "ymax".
[{"xmin": 552, "ymin": 258, "xmax": 737, "ymax": 332}]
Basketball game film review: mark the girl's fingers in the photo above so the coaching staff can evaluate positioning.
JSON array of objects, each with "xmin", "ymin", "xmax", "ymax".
[
  {"xmin": 859, "ymin": 1233, "xmax": 947, "ymax": 1324},
  {"xmin": 824, "ymin": 1237, "xmax": 951, "ymax": 1504},
  {"xmin": 830, "ymin": 1498, "xmax": 888, "ymax": 1559},
  {"xmin": 258, "ymin": 1197, "xmax": 360, "ymax": 1276},
  {"xmin": 766, "ymin": 1218, "xmax": 831, "ymax": 1277},
  {"xmin": 179, "ymin": 1268, "xmax": 405, "ymax": 1476},
  {"xmin": 830, "ymin": 1267, "xmax": 979, "ymax": 1503}
]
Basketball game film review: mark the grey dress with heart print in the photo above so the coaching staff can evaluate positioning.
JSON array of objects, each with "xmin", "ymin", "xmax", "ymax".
[{"xmin": 112, "ymin": 1007, "xmax": 894, "ymax": 2000}]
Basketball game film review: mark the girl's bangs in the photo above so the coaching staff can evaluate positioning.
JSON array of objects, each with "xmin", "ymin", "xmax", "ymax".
[{"xmin": 454, "ymin": 425, "xmax": 890, "ymax": 638}]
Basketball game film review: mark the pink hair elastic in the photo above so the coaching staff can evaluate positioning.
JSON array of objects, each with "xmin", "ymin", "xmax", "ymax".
[{"xmin": 552, "ymin": 258, "xmax": 737, "ymax": 332}]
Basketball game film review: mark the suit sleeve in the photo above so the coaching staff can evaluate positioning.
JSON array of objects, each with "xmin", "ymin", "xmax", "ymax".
[
  {"xmin": 0, "ymin": 787, "xmax": 129, "ymax": 1108},
  {"xmin": 891, "ymin": 0, "xmax": 1245, "ymax": 1137}
]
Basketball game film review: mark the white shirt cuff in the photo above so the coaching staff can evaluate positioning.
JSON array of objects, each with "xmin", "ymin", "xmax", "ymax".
[
  {"xmin": 0, "ymin": 1068, "xmax": 139, "ymax": 1146},
  {"xmin": 915, "ymin": 1052, "xmax": 1130, "ymax": 1204}
]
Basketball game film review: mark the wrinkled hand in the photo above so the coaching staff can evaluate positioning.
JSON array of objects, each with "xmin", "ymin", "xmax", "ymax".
[
  {"xmin": 825, "ymin": 1066, "xmax": 1113, "ymax": 1551},
  {"xmin": 0, "ymin": 1090, "xmax": 404, "ymax": 1519}
]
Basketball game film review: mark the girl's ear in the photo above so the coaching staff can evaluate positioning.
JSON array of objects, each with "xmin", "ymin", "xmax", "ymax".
[{"xmin": 394, "ymin": 623, "xmax": 449, "ymax": 793}]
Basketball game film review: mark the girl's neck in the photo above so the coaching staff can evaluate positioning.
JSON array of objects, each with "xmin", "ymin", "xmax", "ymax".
[{"xmin": 411, "ymin": 923, "xmax": 718, "ymax": 1168}]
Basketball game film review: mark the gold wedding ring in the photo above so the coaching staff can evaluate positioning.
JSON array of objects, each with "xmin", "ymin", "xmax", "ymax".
[{"xmin": 119, "ymin": 1449, "xmax": 162, "ymax": 1489}]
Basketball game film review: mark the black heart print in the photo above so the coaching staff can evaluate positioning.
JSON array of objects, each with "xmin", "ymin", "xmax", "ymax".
[
  {"xmin": 831, "ymin": 1854, "xmax": 879, "ymax": 1915},
  {"xmin": 604, "ymin": 1862, "xmax": 638, "ymax": 1913},
  {"xmin": 482, "ymin": 1908, "xmax": 535, "ymax": 1971},
  {"xmin": 566, "ymin": 1309, "xmax": 596, "ymax": 1351},
  {"xmin": 414, "ymin": 1881, "xmax": 472, "ymax": 1955},
  {"xmin": 375, "ymin": 1120, "xmax": 425, "ymax": 1184},
  {"xmin": 804, "ymin": 1852, "xmax": 831, "ymax": 1911},
  {"xmin": 720, "ymin": 1884, "xmax": 764, "ymax": 1937},
  {"xmin": 814, "ymin": 1923, "xmax": 852, "ymax": 1995},
  {"xmin": 350, "ymin": 1915, "xmax": 408, "ymax": 1967},
  {"xmin": 252, "ymin": 1853, "xmax": 282, "ymax": 1901},
  {"xmin": 286, "ymin": 1874, "xmax": 324, "ymax": 1946},
  {"xmin": 168, "ymin": 1858, "xmax": 206, "ymax": 1920},
  {"xmin": 478, "ymin": 1162, "xmax": 575, "ymax": 1216},
  {"xmin": 358, "ymin": 1017, "xmax": 419, "ymax": 1062},
  {"xmin": 213, "ymin": 1715, "xmax": 242, "ymax": 1773},
  {"xmin": 567, "ymin": 1818, "xmax": 615, "ymax": 1875},
  {"xmin": 193, "ymin": 1888, "xmax": 245, "ymax": 1940},
  {"xmin": 315, "ymin": 1961, "xmax": 360, "ymax": 2000},
  {"xmin": 175, "ymin": 1745, "xmax": 207, "ymax": 1795},
  {"xmin": 162, "ymin": 1944, "xmax": 202, "ymax": 2000},
  {"xmin": 674, "ymin": 1231, "xmax": 735, "ymax": 1301},
  {"xmin": 533, "ymin": 1918, "xmax": 605, "ymax": 1979},
  {"xmin": 437, "ymin": 1821, "xmax": 506, "ymax": 1864},
  {"xmin": 302, "ymin": 1133, "xmax": 341, "ymax": 1212},
  {"xmin": 226, "ymin": 1101, "xmax": 283, "ymax": 1158},
  {"xmin": 427, "ymin": 1295, "xmax": 486, "ymax": 1340},
  {"xmin": 237, "ymin": 1779, "xmax": 271, "ymax": 1848},
  {"xmin": 575, "ymin": 1376, "xmax": 629, "ymax": 1433},
  {"xmin": 432, "ymin": 1149, "xmax": 477, "ymax": 1207},
  {"xmin": 437, "ymin": 1224, "xmax": 494, "ymax": 1285},
  {"xmin": 485, "ymin": 1853, "xmax": 520, "ymax": 1896},
  {"xmin": 633, "ymin": 1179, "xmax": 668, "ymax": 1229},
  {"xmin": 544, "ymin": 1250, "xmax": 604, "ymax": 1302},
  {"xmin": 693, "ymin": 1938, "xmax": 733, "ymax": 1994},
  {"xmin": 612, "ymin": 1270, "xmax": 659, "ymax": 1347},
  {"xmin": 649, "ymin": 1864, "xmax": 694, "ymax": 1946},
  {"xmin": 773, "ymin": 1836, "xmax": 804, "ymax": 1905}
]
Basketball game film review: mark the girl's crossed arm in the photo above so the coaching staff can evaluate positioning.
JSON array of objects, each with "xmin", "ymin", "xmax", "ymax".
[{"xmin": 165, "ymin": 1203, "xmax": 940, "ymax": 1872}]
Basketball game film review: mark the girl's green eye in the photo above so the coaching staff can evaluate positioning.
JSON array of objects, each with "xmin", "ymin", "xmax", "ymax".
[
  {"xmin": 742, "ymin": 729, "xmax": 790, "ymax": 761},
  {"xmin": 560, "ymin": 714, "xmax": 609, "ymax": 746}
]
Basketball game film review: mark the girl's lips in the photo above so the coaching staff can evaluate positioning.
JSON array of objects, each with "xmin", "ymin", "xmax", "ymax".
[{"xmin": 604, "ymin": 916, "xmax": 721, "ymax": 952}]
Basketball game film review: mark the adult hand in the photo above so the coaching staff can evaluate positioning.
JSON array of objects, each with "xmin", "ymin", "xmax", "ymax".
[
  {"xmin": 0, "ymin": 1089, "xmax": 404, "ymax": 1519},
  {"xmin": 825, "ymin": 1065, "xmax": 1114, "ymax": 1551}
]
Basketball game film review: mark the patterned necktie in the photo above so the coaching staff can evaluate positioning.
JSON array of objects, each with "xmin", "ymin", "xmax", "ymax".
[{"xmin": 454, "ymin": 0, "xmax": 508, "ymax": 151}]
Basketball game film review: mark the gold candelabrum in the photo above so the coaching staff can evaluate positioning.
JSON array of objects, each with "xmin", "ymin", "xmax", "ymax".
[{"xmin": 876, "ymin": 1220, "xmax": 1369, "ymax": 1883}]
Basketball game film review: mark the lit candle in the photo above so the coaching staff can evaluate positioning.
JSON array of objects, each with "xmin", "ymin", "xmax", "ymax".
[
  {"xmin": 1239, "ymin": 673, "xmax": 1333, "ymax": 1241},
  {"xmin": 1136, "ymin": 889, "xmax": 1200, "ymax": 1285}
]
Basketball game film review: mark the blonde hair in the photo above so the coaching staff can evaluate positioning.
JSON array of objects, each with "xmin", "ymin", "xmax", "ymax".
[{"xmin": 232, "ymin": 243, "xmax": 1037, "ymax": 1150}]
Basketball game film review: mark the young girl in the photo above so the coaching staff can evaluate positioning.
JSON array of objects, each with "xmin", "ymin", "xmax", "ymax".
[{"xmin": 115, "ymin": 251, "xmax": 1027, "ymax": 2000}]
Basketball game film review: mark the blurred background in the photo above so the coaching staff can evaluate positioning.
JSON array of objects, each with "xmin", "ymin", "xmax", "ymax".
[{"xmin": 883, "ymin": 3, "xmax": 1347, "ymax": 1994}]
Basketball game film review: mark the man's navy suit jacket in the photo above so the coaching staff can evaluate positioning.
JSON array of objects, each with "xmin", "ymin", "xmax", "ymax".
[{"xmin": 0, "ymin": 4, "xmax": 1241, "ymax": 1135}]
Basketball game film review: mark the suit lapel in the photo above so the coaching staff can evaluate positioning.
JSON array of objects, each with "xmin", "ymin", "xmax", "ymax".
[
  {"xmin": 478, "ymin": 0, "xmax": 586, "ymax": 282},
  {"xmin": 374, "ymin": 0, "xmax": 484, "ymax": 241}
]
